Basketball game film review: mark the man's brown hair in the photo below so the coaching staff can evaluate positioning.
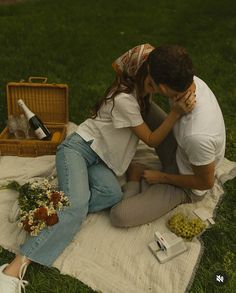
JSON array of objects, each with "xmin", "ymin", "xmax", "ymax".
[{"xmin": 148, "ymin": 45, "xmax": 194, "ymax": 92}]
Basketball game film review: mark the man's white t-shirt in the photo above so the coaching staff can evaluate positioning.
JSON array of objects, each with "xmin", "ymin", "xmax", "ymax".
[
  {"xmin": 173, "ymin": 76, "xmax": 226, "ymax": 196},
  {"xmin": 76, "ymin": 92, "xmax": 143, "ymax": 176}
]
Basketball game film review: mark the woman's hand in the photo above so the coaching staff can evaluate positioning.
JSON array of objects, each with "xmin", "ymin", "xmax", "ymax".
[
  {"xmin": 142, "ymin": 169, "xmax": 163, "ymax": 184},
  {"xmin": 126, "ymin": 162, "xmax": 147, "ymax": 181},
  {"xmin": 172, "ymin": 91, "xmax": 196, "ymax": 116}
]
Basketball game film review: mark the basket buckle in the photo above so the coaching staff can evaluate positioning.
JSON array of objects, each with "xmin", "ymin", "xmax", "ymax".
[{"xmin": 34, "ymin": 146, "xmax": 38, "ymax": 156}]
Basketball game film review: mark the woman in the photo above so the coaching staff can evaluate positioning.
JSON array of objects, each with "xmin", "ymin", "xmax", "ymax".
[{"xmin": 0, "ymin": 44, "xmax": 195, "ymax": 292}]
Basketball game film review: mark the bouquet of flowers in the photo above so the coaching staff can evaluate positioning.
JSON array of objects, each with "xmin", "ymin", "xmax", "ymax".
[{"xmin": 2, "ymin": 179, "xmax": 70, "ymax": 236}]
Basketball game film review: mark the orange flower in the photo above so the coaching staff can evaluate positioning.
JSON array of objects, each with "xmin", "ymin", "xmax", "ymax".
[
  {"xmin": 34, "ymin": 206, "xmax": 48, "ymax": 220},
  {"xmin": 22, "ymin": 218, "xmax": 32, "ymax": 232},
  {"xmin": 46, "ymin": 213, "xmax": 59, "ymax": 226},
  {"xmin": 50, "ymin": 191, "xmax": 61, "ymax": 206}
]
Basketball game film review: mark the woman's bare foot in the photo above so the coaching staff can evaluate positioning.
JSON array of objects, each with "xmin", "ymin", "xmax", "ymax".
[
  {"xmin": 3, "ymin": 255, "xmax": 31, "ymax": 278},
  {"xmin": 0, "ymin": 255, "xmax": 31, "ymax": 293},
  {"xmin": 126, "ymin": 162, "xmax": 146, "ymax": 181}
]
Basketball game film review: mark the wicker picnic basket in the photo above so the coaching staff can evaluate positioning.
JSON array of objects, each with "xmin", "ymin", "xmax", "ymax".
[{"xmin": 0, "ymin": 77, "xmax": 68, "ymax": 157}]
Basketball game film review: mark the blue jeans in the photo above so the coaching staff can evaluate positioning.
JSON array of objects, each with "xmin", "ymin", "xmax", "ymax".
[{"xmin": 20, "ymin": 132, "xmax": 123, "ymax": 266}]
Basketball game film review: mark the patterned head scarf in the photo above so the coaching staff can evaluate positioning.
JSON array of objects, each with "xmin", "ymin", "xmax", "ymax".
[{"xmin": 112, "ymin": 43, "xmax": 155, "ymax": 78}]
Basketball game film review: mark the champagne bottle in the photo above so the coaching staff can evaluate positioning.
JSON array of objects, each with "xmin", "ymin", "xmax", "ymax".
[{"xmin": 17, "ymin": 99, "xmax": 51, "ymax": 140}]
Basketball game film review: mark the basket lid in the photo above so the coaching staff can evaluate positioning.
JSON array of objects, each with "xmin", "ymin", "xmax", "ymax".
[{"xmin": 6, "ymin": 77, "xmax": 69, "ymax": 125}]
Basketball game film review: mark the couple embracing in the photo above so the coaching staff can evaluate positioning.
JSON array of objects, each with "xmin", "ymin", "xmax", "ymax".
[{"xmin": 0, "ymin": 43, "xmax": 225, "ymax": 292}]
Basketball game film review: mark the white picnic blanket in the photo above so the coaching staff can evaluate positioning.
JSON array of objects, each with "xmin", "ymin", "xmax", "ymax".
[{"xmin": 0, "ymin": 122, "xmax": 235, "ymax": 293}]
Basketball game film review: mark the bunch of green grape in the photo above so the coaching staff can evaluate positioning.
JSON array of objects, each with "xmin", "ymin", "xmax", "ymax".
[{"xmin": 168, "ymin": 213, "xmax": 206, "ymax": 240}]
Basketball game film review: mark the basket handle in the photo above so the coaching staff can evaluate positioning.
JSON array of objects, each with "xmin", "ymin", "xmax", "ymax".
[{"xmin": 28, "ymin": 77, "xmax": 48, "ymax": 83}]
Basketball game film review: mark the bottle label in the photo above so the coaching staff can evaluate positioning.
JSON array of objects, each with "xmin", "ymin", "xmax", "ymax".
[{"xmin": 35, "ymin": 127, "xmax": 47, "ymax": 139}]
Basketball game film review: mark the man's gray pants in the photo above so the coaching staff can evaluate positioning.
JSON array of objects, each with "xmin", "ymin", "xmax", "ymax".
[{"xmin": 110, "ymin": 101, "xmax": 192, "ymax": 227}]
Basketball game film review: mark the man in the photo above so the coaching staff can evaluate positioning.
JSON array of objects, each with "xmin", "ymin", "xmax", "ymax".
[{"xmin": 110, "ymin": 45, "xmax": 226, "ymax": 227}]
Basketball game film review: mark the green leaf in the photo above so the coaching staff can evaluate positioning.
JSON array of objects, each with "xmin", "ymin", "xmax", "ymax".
[{"xmin": 0, "ymin": 180, "xmax": 21, "ymax": 191}]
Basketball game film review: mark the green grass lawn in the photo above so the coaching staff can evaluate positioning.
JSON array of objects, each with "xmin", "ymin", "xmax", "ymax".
[{"xmin": 0, "ymin": 0, "xmax": 235, "ymax": 292}]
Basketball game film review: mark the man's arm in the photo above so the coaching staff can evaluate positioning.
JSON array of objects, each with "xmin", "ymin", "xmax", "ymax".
[{"xmin": 143, "ymin": 161, "xmax": 215, "ymax": 190}]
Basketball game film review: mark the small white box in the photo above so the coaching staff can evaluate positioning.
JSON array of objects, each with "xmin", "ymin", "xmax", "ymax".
[{"xmin": 149, "ymin": 230, "xmax": 187, "ymax": 263}]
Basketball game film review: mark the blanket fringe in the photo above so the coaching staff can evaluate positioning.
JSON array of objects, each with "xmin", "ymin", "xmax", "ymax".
[{"xmin": 185, "ymin": 181, "xmax": 228, "ymax": 292}]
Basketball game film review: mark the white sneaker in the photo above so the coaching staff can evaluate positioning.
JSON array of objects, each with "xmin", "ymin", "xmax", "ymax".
[{"xmin": 0, "ymin": 262, "xmax": 28, "ymax": 293}]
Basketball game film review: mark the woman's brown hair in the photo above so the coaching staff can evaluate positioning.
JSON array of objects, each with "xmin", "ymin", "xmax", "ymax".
[{"xmin": 91, "ymin": 60, "xmax": 151, "ymax": 119}]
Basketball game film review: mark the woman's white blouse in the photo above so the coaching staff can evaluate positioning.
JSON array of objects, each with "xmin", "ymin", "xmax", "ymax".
[{"xmin": 76, "ymin": 92, "xmax": 143, "ymax": 176}]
